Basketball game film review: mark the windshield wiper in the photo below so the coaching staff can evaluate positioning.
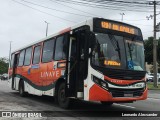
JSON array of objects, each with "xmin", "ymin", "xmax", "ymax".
[
  {"xmin": 127, "ymin": 36, "xmax": 136, "ymax": 61},
  {"xmin": 128, "ymin": 43, "xmax": 133, "ymax": 61},
  {"xmin": 108, "ymin": 34, "xmax": 121, "ymax": 60}
]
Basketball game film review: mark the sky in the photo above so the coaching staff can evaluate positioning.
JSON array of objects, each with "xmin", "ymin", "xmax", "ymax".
[{"xmin": 1, "ymin": 0, "xmax": 160, "ymax": 58}]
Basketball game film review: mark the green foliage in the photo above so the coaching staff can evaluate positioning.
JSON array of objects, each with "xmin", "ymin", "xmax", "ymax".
[
  {"xmin": 144, "ymin": 37, "xmax": 153, "ymax": 64},
  {"xmin": 0, "ymin": 57, "xmax": 9, "ymax": 74},
  {"xmin": 144, "ymin": 37, "xmax": 160, "ymax": 64},
  {"xmin": 147, "ymin": 82, "xmax": 160, "ymax": 90}
]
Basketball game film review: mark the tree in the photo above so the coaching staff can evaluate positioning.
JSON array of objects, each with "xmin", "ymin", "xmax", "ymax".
[
  {"xmin": 144, "ymin": 37, "xmax": 160, "ymax": 64},
  {"xmin": 144, "ymin": 37, "xmax": 153, "ymax": 64},
  {"xmin": 0, "ymin": 57, "xmax": 9, "ymax": 74}
]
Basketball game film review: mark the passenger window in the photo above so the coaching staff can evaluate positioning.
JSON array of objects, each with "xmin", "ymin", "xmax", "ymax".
[
  {"xmin": 18, "ymin": 50, "xmax": 25, "ymax": 66},
  {"xmin": 42, "ymin": 39, "xmax": 55, "ymax": 63},
  {"xmin": 24, "ymin": 47, "xmax": 32, "ymax": 66},
  {"xmin": 54, "ymin": 35, "xmax": 67, "ymax": 60},
  {"xmin": 11, "ymin": 54, "xmax": 15, "ymax": 68},
  {"xmin": 33, "ymin": 46, "xmax": 41, "ymax": 64}
]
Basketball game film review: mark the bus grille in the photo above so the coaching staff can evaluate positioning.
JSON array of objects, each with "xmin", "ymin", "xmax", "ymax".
[
  {"xmin": 92, "ymin": 65, "xmax": 146, "ymax": 80},
  {"xmin": 109, "ymin": 88, "xmax": 144, "ymax": 97},
  {"xmin": 105, "ymin": 69, "xmax": 146, "ymax": 80}
]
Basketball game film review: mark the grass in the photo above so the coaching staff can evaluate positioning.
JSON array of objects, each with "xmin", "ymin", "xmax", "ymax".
[{"xmin": 147, "ymin": 82, "xmax": 160, "ymax": 90}]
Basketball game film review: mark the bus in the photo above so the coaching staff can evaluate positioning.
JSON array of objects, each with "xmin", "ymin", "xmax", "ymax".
[{"xmin": 8, "ymin": 18, "xmax": 147, "ymax": 108}]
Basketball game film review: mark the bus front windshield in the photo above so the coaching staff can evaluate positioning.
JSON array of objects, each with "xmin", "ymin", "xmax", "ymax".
[{"xmin": 92, "ymin": 33, "xmax": 145, "ymax": 71}]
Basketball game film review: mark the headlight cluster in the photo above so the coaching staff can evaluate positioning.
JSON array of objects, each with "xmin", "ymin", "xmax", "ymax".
[{"xmin": 92, "ymin": 75, "xmax": 108, "ymax": 90}]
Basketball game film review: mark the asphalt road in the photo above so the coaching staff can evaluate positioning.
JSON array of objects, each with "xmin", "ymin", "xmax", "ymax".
[{"xmin": 0, "ymin": 80, "xmax": 160, "ymax": 120}]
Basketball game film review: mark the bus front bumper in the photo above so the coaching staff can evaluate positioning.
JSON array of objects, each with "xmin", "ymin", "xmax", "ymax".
[{"xmin": 89, "ymin": 84, "xmax": 148, "ymax": 102}]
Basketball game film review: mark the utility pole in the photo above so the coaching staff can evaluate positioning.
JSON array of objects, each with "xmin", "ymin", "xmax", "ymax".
[
  {"xmin": 9, "ymin": 41, "xmax": 12, "ymax": 68},
  {"xmin": 148, "ymin": 0, "xmax": 158, "ymax": 88},
  {"xmin": 45, "ymin": 21, "xmax": 49, "ymax": 37},
  {"xmin": 120, "ymin": 13, "xmax": 125, "ymax": 21},
  {"xmin": 153, "ymin": 1, "xmax": 158, "ymax": 88}
]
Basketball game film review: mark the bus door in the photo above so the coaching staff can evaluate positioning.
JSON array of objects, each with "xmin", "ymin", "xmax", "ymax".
[
  {"xmin": 66, "ymin": 29, "xmax": 89, "ymax": 98},
  {"xmin": 12, "ymin": 53, "xmax": 19, "ymax": 89}
]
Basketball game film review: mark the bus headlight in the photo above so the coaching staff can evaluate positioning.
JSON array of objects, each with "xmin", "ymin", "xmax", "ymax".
[{"xmin": 92, "ymin": 75, "xmax": 108, "ymax": 90}]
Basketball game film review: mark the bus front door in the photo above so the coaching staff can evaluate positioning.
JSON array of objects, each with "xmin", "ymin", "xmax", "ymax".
[
  {"xmin": 66, "ymin": 37, "xmax": 77, "ymax": 97},
  {"xmin": 66, "ymin": 30, "xmax": 89, "ymax": 98}
]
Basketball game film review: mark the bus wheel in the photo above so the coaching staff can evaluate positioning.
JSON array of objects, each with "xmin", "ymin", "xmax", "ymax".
[
  {"xmin": 19, "ymin": 80, "xmax": 26, "ymax": 97},
  {"xmin": 101, "ymin": 101, "xmax": 113, "ymax": 106},
  {"xmin": 57, "ymin": 82, "xmax": 70, "ymax": 109}
]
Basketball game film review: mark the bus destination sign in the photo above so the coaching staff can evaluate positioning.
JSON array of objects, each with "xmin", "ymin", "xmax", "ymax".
[{"xmin": 101, "ymin": 21, "xmax": 135, "ymax": 35}]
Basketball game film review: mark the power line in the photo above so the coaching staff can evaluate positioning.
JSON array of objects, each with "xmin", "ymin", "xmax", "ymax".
[
  {"xmin": 50, "ymin": 0, "xmax": 160, "ymax": 21},
  {"xmin": 79, "ymin": 0, "xmax": 153, "ymax": 8},
  {"xmin": 11, "ymin": 0, "xmax": 76, "ymax": 23},
  {"xmin": 76, "ymin": 0, "xmax": 160, "ymax": 11},
  {"xmin": 53, "ymin": 0, "xmax": 159, "ymax": 12},
  {"xmin": 50, "ymin": 0, "xmax": 102, "ymax": 17},
  {"xmin": 38, "ymin": 0, "xmax": 160, "ymax": 22},
  {"xmin": 21, "ymin": 0, "xmax": 93, "ymax": 17},
  {"xmin": 96, "ymin": 0, "xmax": 149, "ymax": 5},
  {"xmin": 79, "ymin": 0, "xmax": 156, "ymax": 10},
  {"xmin": 11, "ymin": 0, "xmax": 157, "ymax": 28}
]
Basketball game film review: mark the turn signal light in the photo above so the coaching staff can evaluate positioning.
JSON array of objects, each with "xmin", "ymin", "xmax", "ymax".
[{"xmin": 57, "ymin": 62, "xmax": 66, "ymax": 68}]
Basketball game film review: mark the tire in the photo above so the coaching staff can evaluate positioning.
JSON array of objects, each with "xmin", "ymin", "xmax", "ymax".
[
  {"xmin": 101, "ymin": 101, "xmax": 113, "ymax": 107},
  {"xmin": 19, "ymin": 80, "xmax": 27, "ymax": 97},
  {"xmin": 57, "ymin": 82, "xmax": 70, "ymax": 109}
]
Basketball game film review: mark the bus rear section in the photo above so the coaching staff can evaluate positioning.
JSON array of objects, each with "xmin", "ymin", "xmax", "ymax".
[{"xmin": 8, "ymin": 17, "xmax": 147, "ymax": 108}]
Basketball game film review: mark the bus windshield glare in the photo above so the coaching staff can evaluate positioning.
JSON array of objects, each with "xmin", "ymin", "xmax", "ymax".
[{"xmin": 92, "ymin": 33, "xmax": 145, "ymax": 71}]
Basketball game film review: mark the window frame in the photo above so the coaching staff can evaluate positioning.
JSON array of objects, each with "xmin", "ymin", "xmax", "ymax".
[
  {"xmin": 32, "ymin": 45, "xmax": 41, "ymax": 65},
  {"xmin": 42, "ymin": 38, "xmax": 55, "ymax": 63},
  {"xmin": 10, "ymin": 53, "xmax": 15, "ymax": 68},
  {"xmin": 54, "ymin": 34, "xmax": 68, "ymax": 61},
  {"xmin": 18, "ymin": 49, "xmax": 25, "ymax": 67},
  {"xmin": 24, "ymin": 46, "xmax": 33, "ymax": 66}
]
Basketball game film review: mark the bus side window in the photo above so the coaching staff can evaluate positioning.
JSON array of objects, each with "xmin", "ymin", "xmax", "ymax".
[
  {"xmin": 11, "ymin": 54, "xmax": 15, "ymax": 68},
  {"xmin": 24, "ymin": 47, "xmax": 32, "ymax": 66},
  {"xmin": 42, "ymin": 39, "xmax": 55, "ymax": 63},
  {"xmin": 15, "ymin": 54, "xmax": 19, "ymax": 67},
  {"xmin": 32, "ymin": 46, "xmax": 41, "ymax": 64},
  {"xmin": 18, "ymin": 50, "xmax": 25, "ymax": 66},
  {"xmin": 11, "ymin": 53, "xmax": 19, "ymax": 68},
  {"xmin": 54, "ymin": 35, "xmax": 67, "ymax": 60}
]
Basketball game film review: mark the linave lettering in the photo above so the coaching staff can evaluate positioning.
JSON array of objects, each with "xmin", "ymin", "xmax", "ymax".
[{"xmin": 40, "ymin": 71, "xmax": 60, "ymax": 78}]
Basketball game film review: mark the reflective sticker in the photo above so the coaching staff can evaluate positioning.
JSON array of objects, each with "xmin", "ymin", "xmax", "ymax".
[
  {"xmin": 127, "ymin": 61, "xmax": 134, "ymax": 70},
  {"xmin": 28, "ymin": 68, "xmax": 31, "ymax": 75}
]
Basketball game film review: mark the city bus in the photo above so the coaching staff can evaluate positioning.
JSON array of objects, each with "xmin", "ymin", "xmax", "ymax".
[{"xmin": 8, "ymin": 18, "xmax": 147, "ymax": 108}]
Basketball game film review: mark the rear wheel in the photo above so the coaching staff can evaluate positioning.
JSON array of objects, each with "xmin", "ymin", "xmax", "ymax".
[
  {"xmin": 57, "ymin": 82, "xmax": 70, "ymax": 109},
  {"xmin": 101, "ymin": 101, "xmax": 113, "ymax": 106},
  {"xmin": 19, "ymin": 80, "xmax": 27, "ymax": 97}
]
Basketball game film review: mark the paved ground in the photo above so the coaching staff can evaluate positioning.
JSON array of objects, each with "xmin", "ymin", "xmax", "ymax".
[
  {"xmin": 148, "ymin": 90, "xmax": 160, "ymax": 99},
  {"xmin": 0, "ymin": 80, "xmax": 160, "ymax": 120}
]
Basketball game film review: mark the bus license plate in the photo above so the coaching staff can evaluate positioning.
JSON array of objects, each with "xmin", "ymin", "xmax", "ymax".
[{"xmin": 124, "ymin": 93, "xmax": 133, "ymax": 97}]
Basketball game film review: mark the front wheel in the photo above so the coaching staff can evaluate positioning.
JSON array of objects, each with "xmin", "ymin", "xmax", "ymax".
[
  {"xmin": 101, "ymin": 101, "xmax": 113, "ymax": 106},
  {"xmin": 57, "ymin": 83, "xmax": 70, "ymax": 109}
]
